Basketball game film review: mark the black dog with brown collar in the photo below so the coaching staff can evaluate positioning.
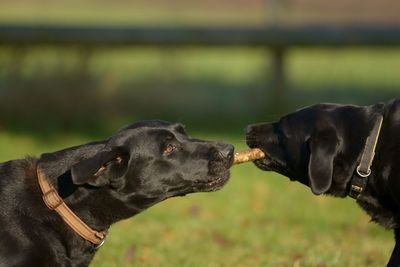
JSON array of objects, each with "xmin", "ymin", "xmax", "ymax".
[{"xmin": 0, "ymin": 120, "xmax": 233, "ymax": 267}]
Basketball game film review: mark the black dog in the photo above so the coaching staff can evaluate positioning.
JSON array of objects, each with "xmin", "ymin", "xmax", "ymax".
[
  {"xmin": 0, "ymin": 120, "xmax": 233, "ymax": 267},
  {"xmin": 246, "ymin": 99, "xmax": 400, "ymax": 267}
]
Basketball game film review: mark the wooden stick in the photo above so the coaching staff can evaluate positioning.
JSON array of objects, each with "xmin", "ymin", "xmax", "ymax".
[{"xmin": 233, "ymin": 148, "xmax": 266, "ymax": 165}]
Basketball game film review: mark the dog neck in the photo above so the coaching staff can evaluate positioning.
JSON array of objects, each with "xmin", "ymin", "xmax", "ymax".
[
  {"xmin": 37, "ymin": 143, "xmax": 142, "ymax": 244},
  {"xmin": 352, "ymin": 101, "xmax": 400, "ymax": 229},
  {"xmin": 37, "ymin": 164, "xmax": 108, "ymax": 247}
]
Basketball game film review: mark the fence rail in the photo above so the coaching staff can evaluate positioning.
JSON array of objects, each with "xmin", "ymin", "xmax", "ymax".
[{"xmin": 1, "ymin": 24, "xmax": 400, "ymax": 47}]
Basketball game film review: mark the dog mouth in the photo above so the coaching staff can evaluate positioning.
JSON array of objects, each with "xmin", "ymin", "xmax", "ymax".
[
  {"xmin": 166, "ymin": 157, "xmax": 232, "ymax": 197},
  {"xmin": 192, "ymin": 153, "xmax": 233, "ymax": 192},
  {"xmin": 254, "ymin": 157, "xmax": 279, "ymax": 171},
  {"xmin": 246, "ymin": 134, "xmax": 285, "ymax": 172},
  {"xmin": 192, "ymin": 171, "xmax": 230, "ymax": 192},
  {"xmin": 246, "ymin": 145, "xmax": 286, "ymax": 173}
]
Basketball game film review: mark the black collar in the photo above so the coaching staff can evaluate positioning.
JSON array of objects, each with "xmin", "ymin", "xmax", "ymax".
[{"xmin": 348, "ymin": 115, "xmax": 383, "ymax": 199}]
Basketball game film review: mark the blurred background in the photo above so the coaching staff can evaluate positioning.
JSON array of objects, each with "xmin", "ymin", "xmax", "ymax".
[{"xmin": 0, "ymin": 0, "xmax": 399, "ymax": 266}]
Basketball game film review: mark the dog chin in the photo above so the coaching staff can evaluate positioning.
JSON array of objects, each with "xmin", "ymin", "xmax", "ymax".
[
  {"xmin": 192, "ymin": 171, "xmax": 230, "ymax": 192},
  {"xmin": 254, "ymin": 158, "xmax": 273, "ymax": 171},
  {"xmin": 254, "ymin": 154, "xmax": 287, "ymax": 174}
]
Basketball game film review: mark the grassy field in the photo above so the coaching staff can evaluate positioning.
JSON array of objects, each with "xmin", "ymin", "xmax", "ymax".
[
  {"xmin": 0, "ymin": 131, "xmax": 393, "ymax": 267},
  {"xmin": 0, "ymin": 2, "xmax": 399, "ymax": 265},
  {"xmin": 0, "ymin": 1, "xmax": 266, "ymax": 26},
  {"xmin": 1, "ymin": 0, "xmax": 400, "ymax": 26},
  {"xmin": 1, "ymin": 47, "xmax": 400, "ymax": 134}
]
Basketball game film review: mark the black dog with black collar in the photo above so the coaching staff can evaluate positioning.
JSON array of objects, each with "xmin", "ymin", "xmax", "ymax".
[{"xmin": 246, "ymin": 99, "xmax": 400, "ymax": 266}]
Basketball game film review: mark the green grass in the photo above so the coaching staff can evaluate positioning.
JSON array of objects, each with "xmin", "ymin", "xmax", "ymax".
[
  {"xmin": 0, "ymin": 132, "xmax": 393, "ymax": 266},
  {"xmin": 289, "ymin": 49, "xmax": 400, "ymax": 90},
  {"xmin": 0, "ymin": 1, "xmax": 266, "ymax": 26},
  {"xmin": 0, "ymin": 1, "xmax": 398, "ymax": 265}
]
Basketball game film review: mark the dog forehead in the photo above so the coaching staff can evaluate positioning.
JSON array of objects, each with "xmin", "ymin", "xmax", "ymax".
[
  {"xmin": 109, "ymin": 122, "xmax": 183, "ymax": 146},
  {"xmin": 286, "ymin": 103, "xmax": 339, "ymax": 122},
  {"xmin": 121, "ymin": 120, "xmax": 176, "ymax": 130},
  {"xmin": 279, "ymin": 108, "xmax": 327, "ymax": 136}
]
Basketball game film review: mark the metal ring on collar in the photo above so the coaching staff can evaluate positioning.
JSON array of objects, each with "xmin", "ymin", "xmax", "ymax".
[
  {"xmin": 94, "ymin": 239, "xmax": 106, "ymax": 250},
  {"xmin": 356, "ymin": 165, "xmax": 371, "ymax": 177}
]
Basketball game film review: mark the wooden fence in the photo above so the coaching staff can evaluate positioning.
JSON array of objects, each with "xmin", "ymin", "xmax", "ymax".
[{"xmin": 1, "ymin": 24, "xmax": 400, "ymax": 99}]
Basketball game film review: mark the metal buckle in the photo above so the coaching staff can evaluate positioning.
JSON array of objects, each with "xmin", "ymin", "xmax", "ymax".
[
  {"xmin": 356, "ymin": 165, "xmax": 371, "ymax": 178},
  {"xmin": 351, "ymin": 184, "xmax": 363, "ymax": 193},
  {"xmin": 93, "ymin": 231, "xmax": 107, "ymax": 249}
]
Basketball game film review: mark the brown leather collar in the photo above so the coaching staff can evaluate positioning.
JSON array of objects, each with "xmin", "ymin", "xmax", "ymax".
[{"xmin": 37, "ymin": 164, "xmax": 107, "ymax": 248}]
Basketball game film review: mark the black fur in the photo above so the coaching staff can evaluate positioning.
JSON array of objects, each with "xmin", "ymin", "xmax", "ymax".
[
  {"xmin": 246, "ymin": 99, "xmax": 400, "ymax": 267},
  {"xmin": 0, "ymin": 120, "xmax": 233, "ymax": 267}
]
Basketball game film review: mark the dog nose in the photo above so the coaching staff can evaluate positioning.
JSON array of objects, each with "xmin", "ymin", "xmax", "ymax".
[
  {"xmin": 246, "ymin": 123, "xmax": 274, "ymax": 138},
  {"xmin": 218, "ymin": 144, "xmax": 234, "ymax": 160}
]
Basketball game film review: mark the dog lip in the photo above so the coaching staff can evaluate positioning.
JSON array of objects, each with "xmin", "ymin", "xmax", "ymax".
[
  {"xmin": 254, "ymin": 153, "xmax": 288, "ymax": 174},
  {"xmin": 227, "ymin": 156, "xmax": 234, "ymax": 167},
  {"xmin": 245, "ymin": 137, "xmax": 266, "ymax": 152}
]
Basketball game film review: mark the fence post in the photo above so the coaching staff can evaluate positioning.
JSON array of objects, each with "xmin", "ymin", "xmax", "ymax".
[
  {"xmin": 270, "ymin": 46, "xmax": 287, "ymax": 114},
  {"xmin": 265, "ymin": 0, "xmax": 288, "ymax": 115}
]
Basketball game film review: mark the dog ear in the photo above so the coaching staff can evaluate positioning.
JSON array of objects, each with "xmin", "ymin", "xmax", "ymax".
[
  {"xmin": 71, "ymin": 146, "xmax": 129, "ymax": 187},
  {"xmin": 308, "ymin": 128, "xmax": 340, "ymax": 195}
]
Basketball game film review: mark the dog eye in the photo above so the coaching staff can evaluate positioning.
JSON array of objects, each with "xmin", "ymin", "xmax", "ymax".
[{"xmin": 163, "ymin": 144, "xmax": 176, "ymax": 155}]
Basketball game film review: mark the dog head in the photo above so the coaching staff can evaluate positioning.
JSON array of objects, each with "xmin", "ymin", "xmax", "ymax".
[
  {"xmin": 246, "ymin": 103, "xmax": 382, "ymax": 196},
  {"xmin": 43, "ymin": 121, "xmax": 233, "ymax": 218}
]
